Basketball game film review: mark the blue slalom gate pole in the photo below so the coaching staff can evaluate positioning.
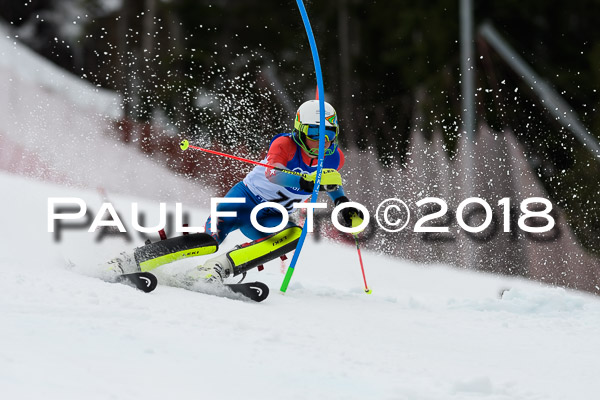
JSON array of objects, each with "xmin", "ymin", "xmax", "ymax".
[{"xmin": 280, "ymin": 0, "xmax": 326, "ymax": 293}]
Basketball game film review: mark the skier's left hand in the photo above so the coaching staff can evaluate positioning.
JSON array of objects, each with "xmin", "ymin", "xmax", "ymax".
[{"xmin": 334, "ymin": 196, "xmax": 365, "ymax": 233}]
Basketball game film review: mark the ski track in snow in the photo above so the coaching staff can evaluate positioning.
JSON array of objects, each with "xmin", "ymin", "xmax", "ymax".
[{"xmin": 1, "ymin": 171, "xmax": 600, "ymax": 400}]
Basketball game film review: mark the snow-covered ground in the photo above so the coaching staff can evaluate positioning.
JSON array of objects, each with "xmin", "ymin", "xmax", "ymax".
[{"xmin": 2, "ymin": 170, "xmax": 600, "ymax": 400}]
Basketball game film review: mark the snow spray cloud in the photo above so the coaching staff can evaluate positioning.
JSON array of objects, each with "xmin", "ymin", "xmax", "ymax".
[{"xmin": 48, "ymin": 196, "xmax": 557, "ymax": 243}]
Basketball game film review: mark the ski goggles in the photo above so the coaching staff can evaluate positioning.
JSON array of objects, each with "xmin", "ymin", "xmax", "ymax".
[{"xmin": 297, "ymin": 123, "xmax": 338, "ymax": 142}]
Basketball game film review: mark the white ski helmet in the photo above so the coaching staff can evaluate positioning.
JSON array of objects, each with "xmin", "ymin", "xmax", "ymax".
[{"xmin": 293, "ymin": 100, "xmax": 339, "ymax": 156}]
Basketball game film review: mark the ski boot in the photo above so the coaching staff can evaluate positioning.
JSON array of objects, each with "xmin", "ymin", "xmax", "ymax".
[
  {"xmin": 186, "ymin": 226, "xmax": 302, "ymax": 285},
  {"xmin": 104, "ymin": 251, "xmax": 140, "ymax": 277},
  {"xmin": 193, "ymin": 252, "xmax": 234, "ymax": 284}
]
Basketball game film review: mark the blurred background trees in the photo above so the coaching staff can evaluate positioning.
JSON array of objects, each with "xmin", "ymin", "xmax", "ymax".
[{"xmin": 1, "ymin": 0, "xmax": 599, "ymax": 255}]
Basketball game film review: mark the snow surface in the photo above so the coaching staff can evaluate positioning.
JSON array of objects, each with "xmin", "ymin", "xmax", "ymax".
[{"xmin": 2, "ymin": 170, "xmax": 600, "ymax": 400}]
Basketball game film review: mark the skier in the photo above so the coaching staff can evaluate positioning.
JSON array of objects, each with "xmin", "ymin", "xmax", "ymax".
[
  {"xmin": 189, "ymin": 99, "xmax": 364, "ymax": 283},
  {"xmin": 106, "ymin": 100, "xmax": 364, "ymax": 290}
]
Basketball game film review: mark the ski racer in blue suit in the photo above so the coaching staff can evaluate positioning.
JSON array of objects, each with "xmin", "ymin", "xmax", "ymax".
[{"xmin": 194, "ymin": 100, "xmax": 364, "ymax": 283}]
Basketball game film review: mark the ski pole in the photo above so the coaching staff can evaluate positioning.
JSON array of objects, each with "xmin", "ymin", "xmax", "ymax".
[
  {"xmin": 353, "ymin": 234, "xmax": 371, "ymax": 294},
  {"xmin": 350, "ymin": 214, "xmax": 372, "ymax": 294},
  {"xmin": 179, "ymin": 139, "xmax": 304, "ymax": 178}
]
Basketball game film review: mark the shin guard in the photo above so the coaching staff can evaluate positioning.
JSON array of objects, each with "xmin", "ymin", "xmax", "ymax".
[{"xmin": 227, "ymin": 226, "xmax": 302, "ymax": 276}]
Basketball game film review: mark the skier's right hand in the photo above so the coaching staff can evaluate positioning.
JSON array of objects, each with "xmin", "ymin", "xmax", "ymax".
[
  {"xmin": 334, "ymin": 196, "xmax": 366, "ymax": 233},
  {"xmin": 299, "ymin": 168, "xmax": 342, "ymax": 192}
]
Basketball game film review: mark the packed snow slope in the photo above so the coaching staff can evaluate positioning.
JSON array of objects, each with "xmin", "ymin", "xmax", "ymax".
[{"xmin": 1, "ymin": 170, "xmax": 600, "ymax": 400}]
